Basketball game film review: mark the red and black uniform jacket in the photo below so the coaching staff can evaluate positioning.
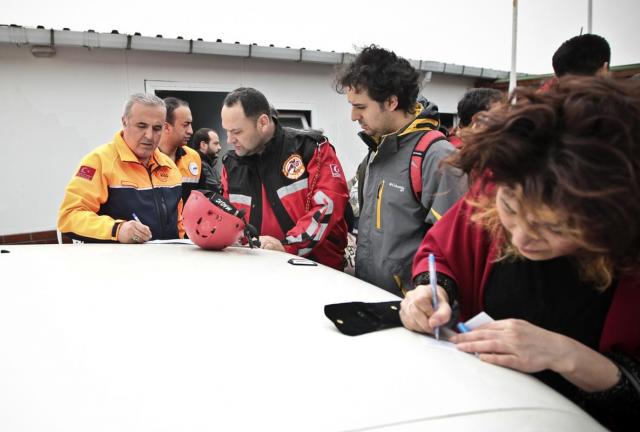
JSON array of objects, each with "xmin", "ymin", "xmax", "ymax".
[
  {"xmin": 222, "ymin": 125, "xmax": 349, "ymax": 269},
  {"xmin": 413, "ymin": 186, "xmax": 640, "ymax": 359}
]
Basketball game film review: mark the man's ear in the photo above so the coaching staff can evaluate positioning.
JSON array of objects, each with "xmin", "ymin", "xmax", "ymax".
[
  {"xmin": 385, "ymin": 95, "xmax": 399, "ymax": 111},
  {"xmin": 199, "ymin": 141, "xmax": 207, "ymax": 152},
  {"xmin": 596, "ymin": 62, "xmax": 610, "ymax": 77},
  {"xmin": 121, "ymin": 116, "xmax": 127, "ymax": 128},
  {"xmin": 163, "ymin": 121, "xmax": 171, "ymax": 132},
  {"xmin": 257, "ymin": 113, "xmax": 270, "ymax": 130}
]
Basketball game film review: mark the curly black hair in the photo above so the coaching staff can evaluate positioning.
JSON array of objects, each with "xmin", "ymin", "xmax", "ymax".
[
  {"xmin": 335, "ymin": 45, "xmax": 420, "ymax": 114},
  {"xmin": 457, "ymin": 88, "xmax": 503, "ymax": 127}
]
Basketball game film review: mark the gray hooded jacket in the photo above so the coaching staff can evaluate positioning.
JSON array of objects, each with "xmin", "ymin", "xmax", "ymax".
[{"xmin": 355, "ymin": 101, "xmax": 468, "ymax": 296}]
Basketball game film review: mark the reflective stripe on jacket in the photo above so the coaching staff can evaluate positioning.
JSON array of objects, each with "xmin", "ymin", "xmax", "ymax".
[
  {"xmin": 57, "ymin": 131, "xmax": 184, "ymax": 242},
  {"xmin": 222, "ymin": 125, "xmax": 349, "ymax": 269},
  {"xmin": 175, "ymin": 145, "xmax": 202, "ymax": 204}
]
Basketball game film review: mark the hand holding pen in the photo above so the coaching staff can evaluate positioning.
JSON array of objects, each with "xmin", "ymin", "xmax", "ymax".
[
  {"xmin": 399, "ymin": 256, "xmax": 452, "ymax": 336},
  {"xmin": 116, "ymin": 213, "xmax": 152, "ymax": 244}
]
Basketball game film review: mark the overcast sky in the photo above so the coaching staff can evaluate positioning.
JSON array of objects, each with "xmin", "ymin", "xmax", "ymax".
[{"xmin": 4, "ymin": 0, "xmax": 639, "ymax": 74}]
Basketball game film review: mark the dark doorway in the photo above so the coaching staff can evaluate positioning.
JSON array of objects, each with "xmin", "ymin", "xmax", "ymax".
[
  {"xmin": 154, "ymin": 90, "xmax": 315, "ymax": 154},
  {"xmin": 155, "ymin": 90, "xmax": 227, "ymax": 175},
  {"xmin": 155, "ymin": 90, "xmax": 228, "ymax": 151},
  {"xmin": 277, "ymin": 109, "xmax": 312, "ymax": 130}
]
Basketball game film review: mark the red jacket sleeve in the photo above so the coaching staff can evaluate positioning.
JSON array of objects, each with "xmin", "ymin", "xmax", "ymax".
[
  {"xmin": 412, "ymin": 184, "xmax": 498, "ymax": 321},
  {"xmin": 600, "ymin": 275, "xmax": 640, "ymax": 357},
  {"xmin": 415, "ymin": 186, "xmax": 640, "ymax": 359},
  {"xmin": 221, "ymin": 166, "xmax": 251, "ymax": 218},
  {"xmin": 282, "ymin": 140, "xmax": 349, "ymax": 257},
  {"xmin": 221, "ymin": 166, "xmax": 229, "ymax": 199}
]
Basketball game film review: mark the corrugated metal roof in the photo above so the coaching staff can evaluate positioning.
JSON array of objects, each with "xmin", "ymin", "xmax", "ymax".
[
  {"xmin": 493, "ymin": 63, "xmax": 640, "ymax": 85},
  {"xmin": 0, "ymin": 24, "xmax": 510, "ymax": 79}
]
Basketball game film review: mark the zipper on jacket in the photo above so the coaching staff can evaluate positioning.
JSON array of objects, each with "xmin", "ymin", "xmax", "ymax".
[
  {"xmin": 147, "ymin": 167, "xmax": 167, "ymax": 237},
  {"xmin": 375, "ymin": 180, "xmax": 384, "ymax": 230}
]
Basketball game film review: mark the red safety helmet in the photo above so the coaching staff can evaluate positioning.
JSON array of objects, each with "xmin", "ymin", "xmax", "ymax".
[{"xmin": 183, "ymin": 190, "xmax": 255, "ymax": 250}]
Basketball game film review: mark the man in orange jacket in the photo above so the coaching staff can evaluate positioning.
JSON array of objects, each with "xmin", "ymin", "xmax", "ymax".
[
  {"xmin": 158, "ymin": 97, "xmax": 201, "ymax": 204},
  {"xmin": 58, "ymin": 93, "xmax": 184, "ymax": 243}
]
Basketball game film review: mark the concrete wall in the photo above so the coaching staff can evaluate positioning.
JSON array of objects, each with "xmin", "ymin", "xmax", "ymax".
[{"xmin": 0, "ymin": 44, "xmax": 475, "ymax": 235}]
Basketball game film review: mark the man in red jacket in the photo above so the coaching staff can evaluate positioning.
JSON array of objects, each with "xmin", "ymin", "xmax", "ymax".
[{"xmin": 220, "ymin": 87, "xmax": 349, "ymax": 269}]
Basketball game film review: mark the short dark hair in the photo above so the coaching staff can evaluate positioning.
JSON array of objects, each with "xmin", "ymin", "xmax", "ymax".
[
  {"xmin": 223, "ymin": 87, "xmax": 270, "ymax": 120},
  {"xmin": 552, "ymin": 34, "xmax": 611, "ymax": 77},
  {"xmin": 457, "ymin": 88, "xmax": 503, "ymax": 127},
  {"xmin": 335, "ymin": 45, "xmax": 421, "ymax": 114},
  {"xmin": 191, "ymin": 127, "xmax": 215, "ymax": 150},
  {"xmin": 163, "ymin": 97, "xmax": 190, "ymax": 125}
]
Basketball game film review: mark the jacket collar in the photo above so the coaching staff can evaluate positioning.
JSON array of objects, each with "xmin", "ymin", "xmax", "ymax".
[
  {"xmin": 175, "ymin": 145, "xmax": 187, "ymax": 163},
  {"xmin": 398, "ymin": 102, "xmax": 440, "ymax": 137},
  {"xmin": 357, "ymin": 101, "xmax": 440, "ymax": 156},
  {"xmin": 261, "ymin": 121, "xmax": 284, "ymax": 158},
  {"xmin": 114, "ymin": 131, "xmax": 167, "ymax": 169}
]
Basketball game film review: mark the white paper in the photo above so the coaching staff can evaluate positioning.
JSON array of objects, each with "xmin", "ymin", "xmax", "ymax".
[
  {"xmin": 421, "ymin": 326, "xmax": 458, "ymax": 350},
  {"xmin": 146, "ymin": 239, "xmax": 194, "ymax": 245},
  {"xmin": 422, "ymin": 335, "xmax": 458, "ymax": 351},
  {"xmin": 464, "ymin": 311, "xmax": 495, "ymax": 330}
]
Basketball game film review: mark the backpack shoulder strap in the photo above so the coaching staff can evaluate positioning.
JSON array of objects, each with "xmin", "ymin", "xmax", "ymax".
[{"xmin": 409, "ymin": 130, "xmax": 446, "ymax": 202}]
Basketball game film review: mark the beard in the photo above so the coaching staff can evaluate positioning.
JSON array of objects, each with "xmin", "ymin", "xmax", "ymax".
[{"xmin": 204, "ymin": 148, "xmax": 218, "ymax": 158}]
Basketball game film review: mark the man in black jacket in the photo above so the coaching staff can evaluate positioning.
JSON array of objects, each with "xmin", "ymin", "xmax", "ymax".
[{"xmin": 192, "ymin": 127, "xmax": 222, "ymax": 193}]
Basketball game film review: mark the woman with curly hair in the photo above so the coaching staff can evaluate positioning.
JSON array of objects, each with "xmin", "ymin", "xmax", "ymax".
[{"xmin": 400, "ymin": 76, "xmax": 640, "ymax": 430}]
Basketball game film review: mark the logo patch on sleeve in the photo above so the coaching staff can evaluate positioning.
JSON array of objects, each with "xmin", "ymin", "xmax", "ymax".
[
  {"xmin": 189, "ymin": 161, "xmax": 199, "ymax": 176},
  {"xmin": 76, "ymin": 165, "xmax": 96, "ymax": 181},
  {"xmin": 282, "ymin": 154, "xmax": 306, "ymax": 180},
  {"xmin": 329, "ymin": 164, "xmax": 341, "ymax": 178}
]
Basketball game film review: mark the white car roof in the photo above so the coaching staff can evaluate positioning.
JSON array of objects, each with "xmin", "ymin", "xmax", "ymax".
[{"xmin": 0, "ymin": 244, "xmax": 605, "ymax": 431}]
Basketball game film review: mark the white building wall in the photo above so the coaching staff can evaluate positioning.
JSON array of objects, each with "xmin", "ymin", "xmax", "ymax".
[
  {"xmin": 423, "ymin": 74, "xmax": 476, "ymax": 114},
  {"xmin": 0, "ymin": 44, "xmax": 475, "ymax": 235}
]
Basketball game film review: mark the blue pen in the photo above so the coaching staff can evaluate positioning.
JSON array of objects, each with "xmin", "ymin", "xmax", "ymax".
[
  {"xmin": 428, "ymin": 253, "xmax": 440, "ymax": 340},
  {"xmin": 131, "ymin": 213, "xmax": 151, "ymax": 240},
  {"xmin": 457, "ymin": 322, "xmax": 471, "ymax": 333},
  {"xmin": 456, "ymin": 321, "xmax": 479, "ymax": 357}
]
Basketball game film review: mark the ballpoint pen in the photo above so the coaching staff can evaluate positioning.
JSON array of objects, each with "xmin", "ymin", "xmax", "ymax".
[
  {"xmin": 457, "ymin": 322, "xmax": 471, "ymax": 333},
  {"xmin": 131, "ymin": 213, "xmax": 151, "ymax": 241},
  {"xmin": 428, "ymin": 253, "xmax": 440, "ymax": 340}
]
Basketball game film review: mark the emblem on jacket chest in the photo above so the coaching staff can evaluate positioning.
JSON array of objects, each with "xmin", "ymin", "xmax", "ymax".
[
  {"xmin": 155, "ymin": 166, "xmax": 170, "ymax": 182},
  {"xmin": 282, "ymin": 153, "xmax": 306, "ymax": 180}
]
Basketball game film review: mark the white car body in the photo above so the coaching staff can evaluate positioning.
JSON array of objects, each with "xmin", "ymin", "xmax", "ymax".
[{"xmin": 0, "ymin": 244, "xmax": 605, "ymax": 431}]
